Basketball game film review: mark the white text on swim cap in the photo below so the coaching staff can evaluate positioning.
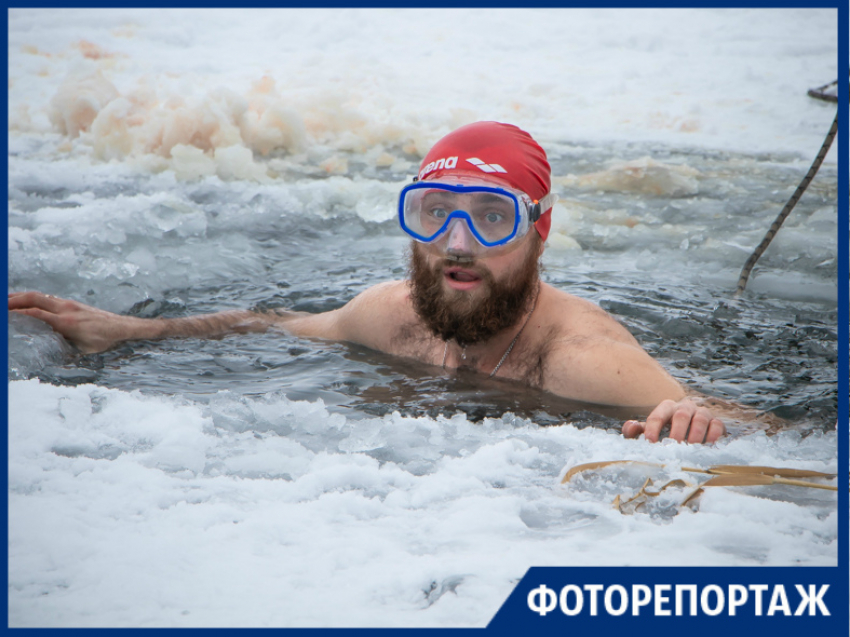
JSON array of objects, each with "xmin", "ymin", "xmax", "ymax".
[
  {"xmin": 419, "ymin": 156, "xmax": 458, "ymax": 180},
  {"xmin": 465, "ymin": 157, "xmax": 507, "ymax": 173}
]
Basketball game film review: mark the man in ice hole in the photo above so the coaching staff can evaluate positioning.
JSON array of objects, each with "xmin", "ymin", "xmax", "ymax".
[{"xmin": 10, "ymin": 121, "xmax": 738, "ymax": 443}]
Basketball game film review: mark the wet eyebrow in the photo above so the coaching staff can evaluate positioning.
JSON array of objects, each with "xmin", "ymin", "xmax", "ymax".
[
  {"xmin": 418, "ymin": 191, "xmax": 511, "ymax": 207},
  {"xmin": 421, "ymin": 190, "xmax": 456, "ymax": 200},
  {"xmin": 472, "ymin": 193, "xmax": 513, "ymax": 205}
]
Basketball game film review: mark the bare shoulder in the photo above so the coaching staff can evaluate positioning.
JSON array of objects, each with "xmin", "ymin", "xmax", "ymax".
[
  {"xmin": 350, "ymin": 280, "xmax": 410, "ymax": 304},
  {"xmin": 534, "ymin": 284, "xmax": 683, "ymax": 407},
  {"xmin": 538, "ymin": 283, "xmax": 639, "ymax": 346},
  {"xmin": 343, "ymin": 280, "xmax": 411, "ymax": 319},
  {"xmin": 334, "ymin": 280, "xmax": 417, "ymax": 350},
  {"xmin": 268, "ymin": 280, "xmax": 413, "ymax": 349}
]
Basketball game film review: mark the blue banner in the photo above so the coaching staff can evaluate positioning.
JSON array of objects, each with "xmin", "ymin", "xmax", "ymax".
[{"xmin": 488, "ymin": 567, "xmax": 844, "ymax": 635}]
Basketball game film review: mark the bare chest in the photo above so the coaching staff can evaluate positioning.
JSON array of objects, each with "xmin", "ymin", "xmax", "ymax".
[{"xmin": 388, "ymin": 320, "xmax": 551, "ymax": 387}]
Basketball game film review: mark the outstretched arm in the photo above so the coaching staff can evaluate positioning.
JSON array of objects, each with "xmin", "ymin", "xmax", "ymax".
[
  {"xmin": 8, "ymin": 291, "xmax": 348, "ymax": 354},
  {"xmin": 8, "ymin": 281, "xmax": 406, "ymax": 355}
]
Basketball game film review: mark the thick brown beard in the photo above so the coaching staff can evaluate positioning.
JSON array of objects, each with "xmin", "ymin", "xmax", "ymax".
[{"xmin": 408, "ymin": 240, "xmax": 541, "ymax": 348}]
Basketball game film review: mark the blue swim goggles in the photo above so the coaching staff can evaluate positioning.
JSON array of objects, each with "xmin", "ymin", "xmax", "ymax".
[{"xmin": 398, "ymin": 178, "xmax": 556, "ymax": 248}]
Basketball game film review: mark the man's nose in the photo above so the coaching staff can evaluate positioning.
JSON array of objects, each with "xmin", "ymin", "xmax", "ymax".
[{"xmin": 445, "ymin": 218, "xmax": 475, "ymax": 255}]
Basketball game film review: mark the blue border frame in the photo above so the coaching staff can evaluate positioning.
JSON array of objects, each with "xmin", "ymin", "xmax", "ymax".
[
  {"xmin": 838, "ymin": 0, "xmax": 848, "ymax": 605},
  {"xmin": 1, "ymin": 4, "xmax": 8, "ymax": 630},
  {"xmin": 3, "ymin": 3, "xmax": 847, "ymax": 634}
]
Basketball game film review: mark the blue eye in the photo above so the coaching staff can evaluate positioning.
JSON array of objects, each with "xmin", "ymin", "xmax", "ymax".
[
  {"xmin": 484, "ymin": 212, "xmax": 503, "ymax": 224},
  {"xmin": 430, "ymin": 208, "xmax": 449, "ymax": 219}
]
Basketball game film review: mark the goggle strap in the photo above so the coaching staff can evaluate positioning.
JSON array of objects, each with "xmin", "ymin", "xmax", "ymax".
[
  {"xmin": 530, "ymin": 193, "xmax": 557, "ymax": 223},
  {"xmin": 538, "ymin": 192, "xmax": 557, "ymax": 212}
]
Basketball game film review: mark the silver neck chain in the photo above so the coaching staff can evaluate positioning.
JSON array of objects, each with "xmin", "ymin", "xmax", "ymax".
[{"xmin": 441, "ymin": 282, "xmax": 540, "ymax": 378}]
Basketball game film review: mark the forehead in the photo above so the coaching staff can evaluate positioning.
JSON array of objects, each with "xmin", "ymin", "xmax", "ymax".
[{"xmin": 423, "ymin": 172, "xmax": 511, "ymax": 190}]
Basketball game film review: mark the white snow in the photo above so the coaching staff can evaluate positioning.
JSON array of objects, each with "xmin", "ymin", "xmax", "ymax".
[{"xmin": 8, "ymin": 380, "xmax": 838, "ymax": 627}]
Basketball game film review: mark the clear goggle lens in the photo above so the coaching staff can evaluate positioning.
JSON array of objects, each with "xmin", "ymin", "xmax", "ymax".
[{"xmin": 399, "ymin": 180, "xmax": 553, "ymax": 248}]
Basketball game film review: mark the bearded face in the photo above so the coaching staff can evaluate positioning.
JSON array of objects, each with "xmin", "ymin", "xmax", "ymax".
[{"xmin": 408, "ymin": 238, "xmax": 541, "ymax": 347}]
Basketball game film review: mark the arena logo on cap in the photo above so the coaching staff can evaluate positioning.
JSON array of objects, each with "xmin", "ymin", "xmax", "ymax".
[
  {"xmin": 418, "ymin": 156, "xmax": 458, "ymax": 180},
  {"xmin": 465, "ymin": 157, "xmax": 507, "ymax": 174}
]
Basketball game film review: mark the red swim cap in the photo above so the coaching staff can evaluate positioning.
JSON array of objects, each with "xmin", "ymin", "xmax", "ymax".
[{"xmin": 417, "ymin": 121, "xmax": 553, "ymax": 240}]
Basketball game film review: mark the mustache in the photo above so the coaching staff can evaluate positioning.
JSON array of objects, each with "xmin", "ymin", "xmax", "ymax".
[
  {"xmin": 437, "ymin": 253, "xmax": 490, "ymax": 271},
  {"xmin": 443, "ymin": 253, "xmax": 476, "ymax": 264}
]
